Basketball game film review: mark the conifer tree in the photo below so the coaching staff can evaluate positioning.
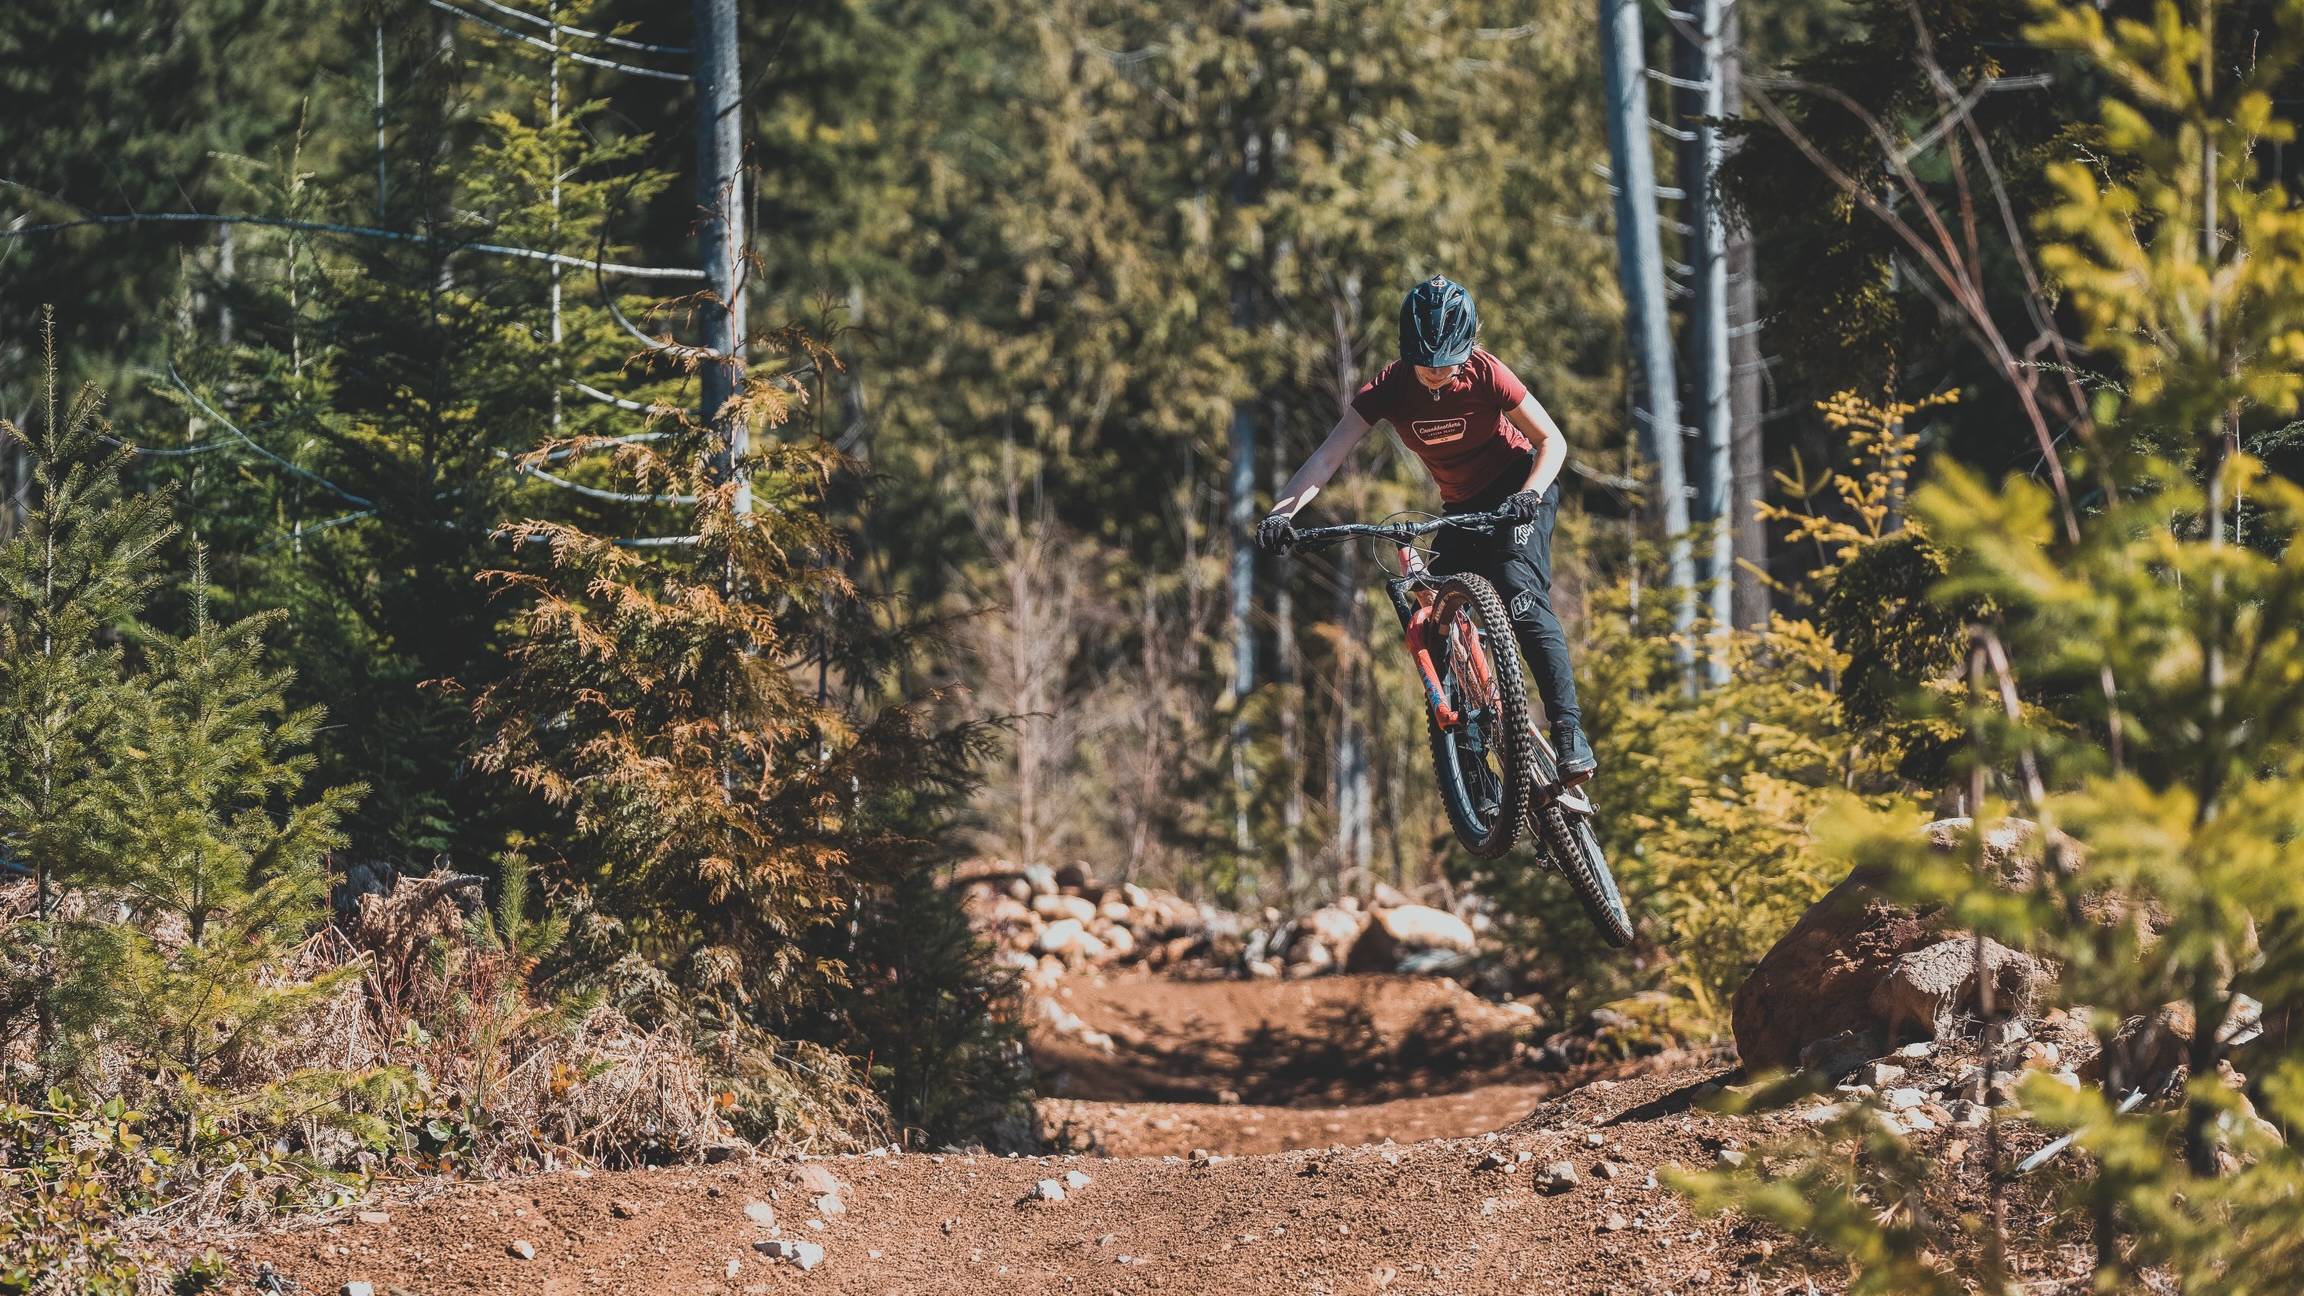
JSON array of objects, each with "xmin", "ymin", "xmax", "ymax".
[
  {"xmin": 471, "ymin": 354, "xmax": 982, "ymax": 1066},
  {"xmin": 53, "ymin": 558, "xmax": 365, "ymax": 1133},
  {"xmin": 0, "ymin": 313, "xmax": 179, "ymax": 1062}
]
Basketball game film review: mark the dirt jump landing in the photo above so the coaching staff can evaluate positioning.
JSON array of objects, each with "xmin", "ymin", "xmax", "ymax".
[{"xmin": 227, "ymin": 1064, "xmax": 1749, "ymax": 1296}]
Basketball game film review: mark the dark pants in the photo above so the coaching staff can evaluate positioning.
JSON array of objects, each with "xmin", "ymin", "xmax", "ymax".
[{"xmin": 1430, "ymin": 477, "xmax": 1581, "ymax": 728}]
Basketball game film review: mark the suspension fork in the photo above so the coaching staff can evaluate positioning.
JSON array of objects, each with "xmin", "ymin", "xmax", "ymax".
[{"xmin": 1387, "ymin": 577, "xmax": 1462, "ymax": 730}]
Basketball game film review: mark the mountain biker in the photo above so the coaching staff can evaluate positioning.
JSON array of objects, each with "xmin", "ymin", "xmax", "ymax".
[{"xmin": 1257, "ymin": 275, "xmax": 1595, "ymax": 785}]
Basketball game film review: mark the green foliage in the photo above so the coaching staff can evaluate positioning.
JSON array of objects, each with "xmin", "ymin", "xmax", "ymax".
[
  {"xmin": 0, "ymin": 1094, "xmax": 186, "ymax": 1296},
  {"xmin": 0, "ymin": 312, "xmax": 178, "ymax": 929},
  {"xmin": 838, "ymin": 859, "xmax": 1031, "ymax": 1148},
  {"xmin": 1470, "ymin": 569, "xmax": 1913, "ymax": 1019},
  {"xmin": 51, "ymin": 569, "xmax": 366, "ymax": 1139},
  {"xmin": 1683, "ymin": 3, "xmax": 2304, "ymax": 1288}
]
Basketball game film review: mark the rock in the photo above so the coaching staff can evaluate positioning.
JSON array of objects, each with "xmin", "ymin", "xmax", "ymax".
[
  {"xmin": 1735, "ymin": 818, "xmax": 2083, "ymax": 1071},
  {"xmin": 1023, "ymin": 864, "xmax": 1057, "ymax": 895},
  {"xmin": 2085, "ymin": 1001, "xmax": 2196, "ymax": 1096},
  {"xmin": 1063, "ymin": 1169, "xmax": 1093, "ymax": 1191},
  {"xmin": 1716, "ymin": 1149, "xmax": 1748, "ymax": 1168},
  {"xmin": 1247, "ymin": 958, "xmax": 1281, "ymax": 980},
  {"xmin": 1053, "ymin": 861, "xmax": 1093, "ymax": 890},
  {"xmin": 1592, "ymin": 1160, "xmax": 1623, "ymax": 1179},
  {"xmin": 1346, "ymin": 904, "xmax": 1478, "ymax": 971},
  {"xmin": 1037, "ymin": 918, "xmax": 1108, "ymax": 961},
  {"xmin": 724, "ymin": 1257, "xmax": 742, "ymax": 1279},
  {"xmin": 1536, "ymin": 1160, "xmax": 1580, "ymax": 1193},
  {"xmin": 1896, "ymin": 1041, "xmax": 1935, "ymax": 1060},
  {"xmin": 1870, "ymin": 937, "xmax": 2049, "ymax": 1044},
  {"xmin": 343, "ymin": 1284, "xmax": 377, "ymax": 1296},
  {"xmin": 1794, "ymin": 1102, "xmax": 1848, "ymax": 1125},
  {"xmin": 1984, "ymin": 1018, "xmax": 2031, "ymax": 1045},
  {"xmin": 1033, "ymin": 893, "xmax": 1099, "ymax": 925},
  {"xmin": 1858, "ymin": 1062, "xmax": 1907, "ymax": 1089},
  {"xmin": 745, "ymin": 1200, "xmax": 777, "ymax": 1227},
  {"xmin": 1796, "ymin": 1029, "xmax": 1877, "ymax": 1081},
  {"xmin": 507, "ymin": 1240, "xmax": 537, "ymax": 1260},
  {"xmin": 1030, "ymin": 1178, "xmax": 1067, "ymax": 1202},
  {"xmin": 791, "ymin": 1241, "xmax": 826, "ymax": 1270},
  {"xmin": 1474, "ymin": 1149, "xmax": 1509, "ymax": 1172},
  {"xmin": 1299, "ymin": 905, "xmax": 1367, "ymax": 953},
  {"xmin": 610, "ymin": 1199, "xmax": 642, "ymax": 1219},
  {"xmin": 755, "ymin": 1239, "xmax": 797, "ymax": 1258},
  {"xmin": 1883, "ymin": 1087, "xmax": 1927, "ymax": 1111},
  {"xmin": 353, "ymin": 1209, "xmax": 389, "ymax": 1225},
  {"xmin": 815, "ymin": 1193, "xmax": 845, "ymax": 1217},
  {"xmin": 1100, "ymin": 923, "xmax": 1137, "ymax": 959},
  {"xmin": 1599, "ymin": 1212, "xmax": 1632, "ymax": 1233}
]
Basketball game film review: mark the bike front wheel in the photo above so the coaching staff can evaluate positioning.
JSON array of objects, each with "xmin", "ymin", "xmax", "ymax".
[{"xmin": 1422, "ymin": 574, "xmax": 1532, "ymax": 858}]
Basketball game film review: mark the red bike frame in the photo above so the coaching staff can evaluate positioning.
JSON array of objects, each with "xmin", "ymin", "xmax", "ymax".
[{"xmin": 1389, "ymin": 542, "xmax": 1492, "ymax": 733}]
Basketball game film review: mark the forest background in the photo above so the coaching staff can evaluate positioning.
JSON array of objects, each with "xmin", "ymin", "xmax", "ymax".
[{"xmin": 8, "ymin": 0, "xmax": 2304, "ymax": 1283}]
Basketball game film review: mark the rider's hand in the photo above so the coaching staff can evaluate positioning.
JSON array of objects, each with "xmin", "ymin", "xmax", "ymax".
[
  {"xmin": 1497, "ymin": 489, "xmax": 1544, "ymax": 525},
  {"xmin": 1256, "ymin": 512, "xmax": 1299, "ymax": 555}
]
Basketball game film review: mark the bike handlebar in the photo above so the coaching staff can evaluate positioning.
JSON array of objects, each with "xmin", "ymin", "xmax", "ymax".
[{"xmin": 1287, "ymin": 511, "xmax": 1513, "ymax": 552}]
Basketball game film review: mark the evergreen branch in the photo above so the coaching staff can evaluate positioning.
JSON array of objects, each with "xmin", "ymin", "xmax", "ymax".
[
  {"xmin": 461, "ymin": 0, "xmax": 689, "ymax": 55},
  {"xmin": 493, "ymin": 448, "xmax": 700, "ymax": 505},
  {"xmin": 163, "ymin": 362, "xmax": 375, "ymax": 508},
  {"xmin": 570, "ymin": 381, "xmax": 678, "ymax": 415},
  {"xmin": 423, "ymin": 0, "xmax": 689, "ymax": 81},
  {"xmin": 0, "ymin": 207, "xmax": 707, "ymax": 280}
]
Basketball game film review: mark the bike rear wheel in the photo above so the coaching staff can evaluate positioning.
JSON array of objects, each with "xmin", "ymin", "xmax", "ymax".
[{"xmin": 1423, "ymin": 574, "xmax": 1532, "ymax": 858}]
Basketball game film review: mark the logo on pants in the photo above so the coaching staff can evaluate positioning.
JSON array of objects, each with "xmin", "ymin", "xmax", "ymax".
[{"xmin": 1509, "ymin": 590, "xmax": 1535, "ymax": 620}]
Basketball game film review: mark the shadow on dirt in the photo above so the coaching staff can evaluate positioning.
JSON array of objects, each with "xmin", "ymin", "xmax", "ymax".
[{"xmin": 1032, "ymin": 975, "xmax": 1533, "ymax": 1106}]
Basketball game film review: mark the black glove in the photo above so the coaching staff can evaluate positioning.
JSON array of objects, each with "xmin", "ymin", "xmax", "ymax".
[
  {"xmin": 1256, "ymin": 512, "xmax": 1299, "ymax": 554},
  {"xmin": 1497, "ymin": 489, "xmax": 1544, "ymax": 525}
]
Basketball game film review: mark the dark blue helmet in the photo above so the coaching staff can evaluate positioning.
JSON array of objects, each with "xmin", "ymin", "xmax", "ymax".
[{"xmin": 1399, "ymin": 275, "xmax": 1479, "ymax": 367}]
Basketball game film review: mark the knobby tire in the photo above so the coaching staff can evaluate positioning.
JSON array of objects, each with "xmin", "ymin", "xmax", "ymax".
[{"xmin": 1423, "ymin": 574, "xmax": 1532, "ymax": 858}]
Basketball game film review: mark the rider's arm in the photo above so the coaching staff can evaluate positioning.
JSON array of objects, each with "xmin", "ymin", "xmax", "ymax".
[
  {"xmin": 1269, "ymin": 407, "xmax": 1375, "ymax": 518},
  {"xmin": 1505, "ymin": 393, "xmax": 1569, "ymax": 497}
]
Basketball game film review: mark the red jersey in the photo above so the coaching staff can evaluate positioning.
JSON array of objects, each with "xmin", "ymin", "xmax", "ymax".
[{"xmin": 1350, "ymin": 348, "xmax": 1534, "ymax": 504}]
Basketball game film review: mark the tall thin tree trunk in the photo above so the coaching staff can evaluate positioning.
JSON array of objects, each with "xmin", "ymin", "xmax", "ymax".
[
  {"xmin": 1270, "ymin": 407, "xmax": 1301, "ymax": 896},
  {"xmin": 1600, "ymin": 0, "xmax": 1694, "ymax": 676},
  {"xmin": 1227, "ymin": 122, "xmax": 1265, "ymax": 866},
  {"xmin": 693, "ymin": 0, "xmax": 748, "ymax": 509},
  {"xmin": 1718, "ymin": 5, "xmax": 1764, "ymax": 634},
  {"xmin": 1675, "ymin": 0, "xmax": 1731, "ymax": 683}
]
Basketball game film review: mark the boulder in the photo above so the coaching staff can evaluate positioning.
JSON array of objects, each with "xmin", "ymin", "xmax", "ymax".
[
  {"xmin": 1869, "ymin": 937, "xmax": 2049, "ymax": 1043},
  {"xmin": 1734, "ymin": 817, "xmax": 2074, "ymax": 1072},
  {"xmin": 1346, "ymin": 904, "xmax": 1477, "ymax": 971},
  {"xmin": 2084, "ymin": 1001, "xmax": 2196, "ymax": 1097},
  {"xmin": 1298, "ymin": 904, "xmax": 1367, "ymax": 952},
  {"xmin": 1731, "ymin": 863, "xmax": 1937, "ymax": 1071},
  {"xmin": 1033, "ymin": 893, "xmax": 1099, "ymax": 925}
]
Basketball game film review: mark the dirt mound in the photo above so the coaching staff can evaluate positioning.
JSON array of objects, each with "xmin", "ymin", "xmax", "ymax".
[
  {"xmin": 222, "ymin": 1064, "xmax": 1756, "ymax": 1296},
  {"xmin": 1030, "ymin": 971, "xmax": 1540, "ymax": 1107}
]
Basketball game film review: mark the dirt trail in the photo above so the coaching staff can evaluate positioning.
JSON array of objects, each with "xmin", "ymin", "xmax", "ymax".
[
  {"xmin": 227, "ymin": 974, "xmax": 1768, "ymax": 1294},
  {"xmin": 1032, "ymin": 972, "xmax": 1577, "ymax": 1157}
]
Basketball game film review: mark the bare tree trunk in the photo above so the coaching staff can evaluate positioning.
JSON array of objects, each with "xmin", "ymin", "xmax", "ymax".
[
  {"xmin": 1601, "ymin": 0, "xmax": 1695, "ymax": 677},
  {"xmin": 1227, "ymin": 119, "xmax": 1264, "ymax": 867},
  {"xmin": 693, "ymin": 0, "xmax": 748, "ymax": 509},
  {"xmin": 1676, "ymin": 0, "xmax": 1731, "ymax": 683},
  {"xmin": 1270, "ymin": 408, "xmax": 1301, "ymax": 896},
  {"xmin": 1721, "ymin": 7, "xmax": 1766, "ymax": 631}
]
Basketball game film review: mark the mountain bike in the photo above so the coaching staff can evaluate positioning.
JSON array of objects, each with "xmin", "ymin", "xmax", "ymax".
[{"xmin": 1288, "ymin": 512, "xmax": 1634, "ymax": 947}]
